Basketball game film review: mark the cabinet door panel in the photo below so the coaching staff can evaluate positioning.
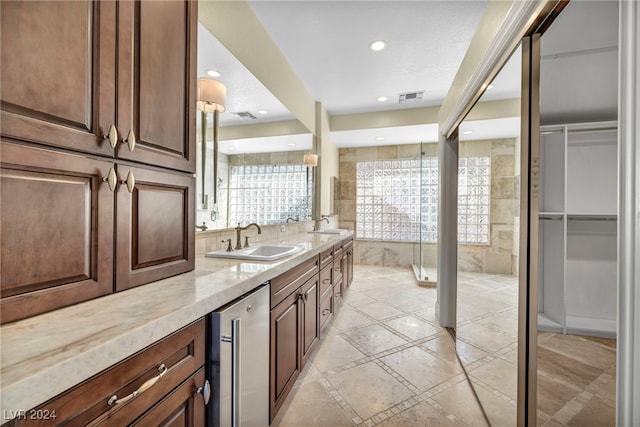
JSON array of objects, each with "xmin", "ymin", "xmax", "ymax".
[
  {"xmin": 116, "ymin": 164, "xmax": 194, "ymax": 291},
  {"xmin": 129, "ymin": 369, "xmax": 206, "ymax": 427},
  {"xmin": 0, "ymin": 1, "xmax": 115, "ymax": 157},
  {"xmin": 0, "ymin": 142, "xmax": 114, "ymax": 323},
  {"xmin": 301, "ymin": 275, "xmax": 319, "ymax": 365},
  {"xmin": 270, "ymin": 292, "xmax": 301, "ymax": 422},
  {"xmin": 117, "ymin": 0, "xmax": 197, "ymax": 172}
]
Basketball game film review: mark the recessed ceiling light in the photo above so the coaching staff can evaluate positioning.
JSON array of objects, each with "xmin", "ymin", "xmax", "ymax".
[
  {"xmin": 487, "ymin": 84, "xmax": 494, "ymax": 90},
  {"xmin": 369, "ymin": 40, "xmax": 387, "ymax": 52},
  {"xmin": 463, "ymin": 130, "xmax": 473, "ymax": 135},
  {"xmin": 206, "ymin": 69, "xmax": 221, "ymax": 77},
  {"xmin": 288, "ymin": 143, "xmax": 296, "ymax": 146},
  {"xmin": 375, "ymin": 136, "xmax": 385, "ymax": 141},
  {"xmin": 258, "ymin": 110, "xmax": 268, "ymax": 115},
  {"xmin": 377, "ymin": 96, "xmax": 388, "ymax": 102}
]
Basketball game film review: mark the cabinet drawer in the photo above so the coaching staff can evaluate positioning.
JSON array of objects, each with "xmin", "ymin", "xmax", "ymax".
[
  {"xmin": 343, "ymin": 238, "xmax": 353, "ymax": 251},
  {"xmin": 319, "ymin": 292, "xmax": 333, "ymax": 331},
  {"xmin": 334, "ymin": 256, "xmax": 344, "ymax": 285},
  {"xmin": 271, "ymin": 256, "xmax": 319, "ymax": 309},
  {"xmin": 319, "ymin": 264, "xmax": 333, "ymax": 297},
  {"xmin": 319, "ymin": 248, "xmax": 333, "ymax": 269},
  {"xmin": 334, "ymin": 279, "xmax": 343, "ymax": 307},
  {"xmin": 15, "ymin": 318, "xmax": 205, "ymax": 427},
  {"xmin": 334, "ymin": 243, "xmax": 344, "ymax": 260}
]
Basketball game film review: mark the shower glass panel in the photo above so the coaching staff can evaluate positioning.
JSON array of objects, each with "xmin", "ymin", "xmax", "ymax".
[{"xmin": 412, "ymin": 141, "xmax": 438, "ymax": 285}]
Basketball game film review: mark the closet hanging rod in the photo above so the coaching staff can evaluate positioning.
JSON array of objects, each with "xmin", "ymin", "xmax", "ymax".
[
  {"xmin": 540, "ymin": 126, "xmax": 617, "ymax": 135},
  {"xmin": 539, "ymin": 214, "xmax": 563, "ymax": 221}
]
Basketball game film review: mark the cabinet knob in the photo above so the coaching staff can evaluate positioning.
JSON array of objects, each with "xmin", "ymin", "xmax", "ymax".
[
  {"xmin": 122, "ymin": 129, "xmax": 136, "ymax": 152},
  {"xmin": 103, "ymin": 124, "xmax": 118, "ymax": 148},
  {"xmin": 196, "ymin": 380, "xmax": 211, "ymax": 405},
  {"xmin": 322, "ymin": 309, "xmax": 330, "ymax": 316},
  {"xmin": 122, "ymin": 171, "xmax": 135, "ymax": 193},
  {"xmin": 102, "ymin": 167, "xmax": 118, "ymax": 192}
]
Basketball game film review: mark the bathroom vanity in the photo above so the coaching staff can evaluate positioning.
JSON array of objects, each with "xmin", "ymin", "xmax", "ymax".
[{"xmin": 0, "ymin": 232, "xmax": 354, "ymax": 426}]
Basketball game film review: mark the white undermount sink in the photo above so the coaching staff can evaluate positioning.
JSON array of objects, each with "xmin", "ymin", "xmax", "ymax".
[
  {"xmin": 307, "ymin": 228, "xmax": 348, "ymax": 234},
  {"xmin": 205, "ymin": 244, "xmax": 303, "ymax": 261}
]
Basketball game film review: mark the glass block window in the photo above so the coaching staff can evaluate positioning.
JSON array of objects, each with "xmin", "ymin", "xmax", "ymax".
[
  {"xmin": 355, "ymin": 156, "xmax": 490, "ymax": 244},
  {"xmin": 229, "ymin": 164, "xmax": 312, "ymax": 225},
  {"xmin": 457, "ymin": 157, "xmax": 491, "ymax": 244},
  {"xmin": 355, "ymin": 159, "xmax": 430, "ymax": 242}
]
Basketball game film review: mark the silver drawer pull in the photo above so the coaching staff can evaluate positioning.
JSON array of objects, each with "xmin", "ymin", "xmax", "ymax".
[{"xmin": 107, "ymin": 364, "xmax": 167, "ymax": 406}]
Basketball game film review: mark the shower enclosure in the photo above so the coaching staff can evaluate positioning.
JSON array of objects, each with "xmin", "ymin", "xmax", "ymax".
[{"xmin": 412, "ymin": 141, "xmax": 438, "ymax": 285}]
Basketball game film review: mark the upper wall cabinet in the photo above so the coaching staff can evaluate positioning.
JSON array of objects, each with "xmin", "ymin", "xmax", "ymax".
[
  {"xmin": 0, "ymin": 0, "xmax": 197, "ymax": 173},
  {"xmin": 0, "ymin": 0, "xmax": 196, "ymax": 323}
]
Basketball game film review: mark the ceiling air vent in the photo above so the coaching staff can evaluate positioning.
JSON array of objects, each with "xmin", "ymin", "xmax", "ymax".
[
  {"xmin": 232, "ymin": 111, "xmax": 258, "ymax": 120},
  {"xmin": 398, "ymin": 91, "xmax": 424, "ymax": 104}
]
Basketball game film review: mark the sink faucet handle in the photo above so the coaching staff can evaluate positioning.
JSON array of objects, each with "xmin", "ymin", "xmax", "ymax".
[
  {"xmin": 244, "ymin": 236, "xmax": 250, "ymax": 248},
  {"xmin": 221, "ymin": 239, "xmax": 233, "ymax": 252}
]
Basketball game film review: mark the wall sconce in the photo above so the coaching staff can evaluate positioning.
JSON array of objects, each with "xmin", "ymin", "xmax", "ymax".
[
  {"xmin": 304, "ymin": 153, "xmax": 318, "ymax": 168},
  {"xmin": 303, "ymin": 153, "xmax": 317, "ymax": 220},
  {"xmin": 197, "ymin": 77, "xmax": 226, "ymax": 213}
]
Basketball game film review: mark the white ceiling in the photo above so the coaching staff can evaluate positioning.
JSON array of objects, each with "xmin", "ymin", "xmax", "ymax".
[
  {"xmin": 197, "ymin": 0, "xmax": 617, "ymax": 153},
  {"xmin": 247, "ymin": 0, "xmax": 489, "ymax": 116},
  {"xmin": 197, "ymin": 23, "xmax": 295, "ymax": 126}
]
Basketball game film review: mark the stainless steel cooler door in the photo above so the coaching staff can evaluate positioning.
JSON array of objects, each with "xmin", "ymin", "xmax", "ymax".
[{"xmin": 211, "ymin": 284, "xmax": 270, "ymax": 427}]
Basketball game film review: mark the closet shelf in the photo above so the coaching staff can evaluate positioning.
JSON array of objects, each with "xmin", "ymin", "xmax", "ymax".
[{"xmin": 566, "ymin": 214, "xmax": 617, "ymax": 221}]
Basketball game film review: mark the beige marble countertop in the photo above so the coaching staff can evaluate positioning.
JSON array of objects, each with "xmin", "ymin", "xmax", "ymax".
[{"xmin": 0, "ymin": 231, "xmax": 352, "ymax": 418}]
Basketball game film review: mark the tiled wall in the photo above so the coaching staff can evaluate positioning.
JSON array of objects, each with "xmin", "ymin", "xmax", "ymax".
[{"xmin": 337, "ymin": 139, "xmax": 519, "ymax": 275}]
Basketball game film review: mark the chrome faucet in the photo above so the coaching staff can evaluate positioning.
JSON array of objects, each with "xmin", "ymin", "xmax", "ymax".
[
  {"xmin": 286, "ymin": 217, "xmax": 299, "ymax": 223},
  {"xmin": 235, "ymin": 222, "xmax": 262, "ymax": 249},
  {"xmin": 313, "ymin": 217, "xmax": 330, "ymax": 231}
]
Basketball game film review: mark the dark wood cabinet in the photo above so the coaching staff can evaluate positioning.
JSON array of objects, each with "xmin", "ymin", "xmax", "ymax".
[
  {"xmin": 0, "ymin": 142, "xmax": 114, "ymax": 323},
  {"xmin": 115, "ymin": 0, "xmax": 197, "ymax": 172},
  {"xmin": 0, "ymin": 0, "xmax": 197, "ymax": 323},
  {"xmin": 0, "ymin": 1, "xmax": 116, "ymax": 158},
  {"xmin": 130, "ymin": 369, "xmax": 206, "ymax": 427},
  {"xmin": 343, "ymin": 238, "xmax": 354, "ymax": 290},
  {"xmin": 115, "ymin": 164, "xmax": 195, "ymax": 291},
  {"xmin": 269, "ymin": 257, "xmax": 320, "ymax": 422},
  {"xmin": 0, "ymin": 0, "xmax": 197, "ymax": 172},
  {"xmin": 270, "ymin": 290, "xmax": 302, "ymax": 423},
  {"xmin": 319, "ymin": 249, "xmax": 335, "ymax": 333},
  {"xmin": 268, "ymin": 243, "xmax": 352, "ymax": 421},
  {"xmin": 8, "ymin": 318, "xmax": 207, "ymax": 427},
  {"xmin": 300, "ymin": 275, "xmax": 319, "ymax": 365},
  {"xmin": 333, "ymin": 242, "xmax": 344, "ymax": 307}
]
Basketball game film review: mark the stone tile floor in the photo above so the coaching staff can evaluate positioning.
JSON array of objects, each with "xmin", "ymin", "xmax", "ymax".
[{"xmin": 271, "ymin": 265, "xmax": 616, "ymax": 427}]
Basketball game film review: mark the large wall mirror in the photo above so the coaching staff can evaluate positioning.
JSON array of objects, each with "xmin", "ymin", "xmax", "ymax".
[
  {"xmin": 196, "ymin": 21, "xmax": 313, "ymax": 231},
  {"xmin": 536, "ymin": 1, "xmax": 618, "ymax": 425},
  {"xmin": 455, "ymin": 44, "xmax": 522, "ymax": 427}
]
